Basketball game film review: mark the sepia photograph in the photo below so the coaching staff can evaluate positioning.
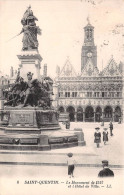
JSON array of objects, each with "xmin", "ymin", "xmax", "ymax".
[{"xmin": 0, "ymin": 0, "xmax": 124, "ymax": 194}]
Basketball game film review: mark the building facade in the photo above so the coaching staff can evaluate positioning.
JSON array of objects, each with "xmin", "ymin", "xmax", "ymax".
[
  {"xmin": 0, "ymin": 71, "xmax": 10, "ymax": 89},
  {"xmin": 54, "ymin": 21, "xmax": 123, "ymax": 122}
]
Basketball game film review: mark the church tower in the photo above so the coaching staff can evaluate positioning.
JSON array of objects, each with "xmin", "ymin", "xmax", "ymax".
[{"xmin": 81, "ymin": 18, "xmax": 97, "ymax": 71}]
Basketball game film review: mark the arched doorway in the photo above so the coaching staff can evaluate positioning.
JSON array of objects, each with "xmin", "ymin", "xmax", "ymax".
[
  {"xmin": 114, "ymin": 106, "xmax": 121, "ymax": 122},
  {"xmin": 95, "ymin": 106, "xmax": 102, "ymax": 122},
  {"xmin": 58, "ymin": 106, "xmax": 64, "ymax": 113},
  {"xmin": 85, "ymin": 106, "xmax": 94, "ymax": 122},
  {"xmin": 77, "ymin": 107, "xmax": 83, "ymax": 122},
  {"xmin": 104, "ymin": 106, "xmax": 112, "ymax": 122},
  {"xmin": 66, "ymin": 106, "xmax": 75, "ymax": 122}
]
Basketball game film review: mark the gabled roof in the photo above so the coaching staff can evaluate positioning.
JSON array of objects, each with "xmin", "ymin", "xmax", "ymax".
[
  {"xmin": 81, "ymin": 58, "xmax": 99, "ymax": 77},
  {"xmin": 101, "ymin": 57, "xmax": 122, "ymax": 77},
  {"xmin": 59, "ymin": 58, "xmax": 77, "ymax": 78}
]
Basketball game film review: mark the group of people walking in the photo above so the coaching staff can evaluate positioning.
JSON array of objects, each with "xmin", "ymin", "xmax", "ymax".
[
  {"xmin": 94, "ymin": 121, "xmax": 114, "ymax": 148},
  {"xmin": 66, "ymin": 120, "xmax": 115, "ymax": 178}
]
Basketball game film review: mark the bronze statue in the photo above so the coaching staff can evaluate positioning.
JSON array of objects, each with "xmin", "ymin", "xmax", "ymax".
[
  {"xmin": 4, "ymin": 71, "xmax": 53, "ymax": 108},
  {"xmin": 4, "ymin": 75, "xmax": 27, "ymax": 107},
  {"xmin": 20, "ymin": 6, "xmax": 41, "ymax": 50}
]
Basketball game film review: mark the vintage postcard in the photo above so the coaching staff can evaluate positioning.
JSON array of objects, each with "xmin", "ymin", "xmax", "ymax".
[{"xmin": 0, "ymin": 0, "xmax": 124, "ymax": 195}]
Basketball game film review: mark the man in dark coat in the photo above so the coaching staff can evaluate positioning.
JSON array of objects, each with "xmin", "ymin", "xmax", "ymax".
[
  {"xmin": 98, "ymin": 160, "xmax": 114, "ymax": 177},
  {"xmin": 66, "ymin": 120, "xmax": 70, "ymax": 129},
  {"xmin": 109, "ymin": 121, "xmax": 113, "ymax": 136}
]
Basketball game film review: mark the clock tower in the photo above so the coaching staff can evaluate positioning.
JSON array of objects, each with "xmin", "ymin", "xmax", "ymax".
[{"xmin": 81, "ymin": 19, "xmax": 97, "ymax": 72}]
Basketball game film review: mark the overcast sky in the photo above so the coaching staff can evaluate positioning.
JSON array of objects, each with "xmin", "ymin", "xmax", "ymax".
[{"xmin": 0, "ymin": 0, "xmax": 124, "ymax": 78}]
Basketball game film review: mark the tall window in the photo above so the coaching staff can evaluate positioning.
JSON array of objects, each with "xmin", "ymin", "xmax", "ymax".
[
  {"xmin": 59, "ymin": 92, "xmax": 63, "ymax": 97},
  {"xmin": 94, "ymin": 92, "xmax": 100, "ymax": 98},
  {"xmin": 111, "ymin": 92, "xmax": 114, "ymax": 98},
  {"xmin": 104, "ymin": 92, "xmax": 107, "ymax": 97},
  {"xmin": 87, "ymin": 92, "xmax": 92, "ymax": 97},
  {"xmin": 102, "ymin": 92, "xmax": 104, "ymax": 97},
  {"xmin": 97, "ymin": 92, "xmax": 100, "ymax": 97},
  {"xmin": 65, "ymin": 92, "xmax": 70, "ymax": 97},
  {"xmin": 72, "ymin": 92, "xmax": 77, "ymax": 97},
  {"xmin": 117, "ymin": 92, "xmax": 120, "ymax": 98},
  {"xmin": 89, "ymin": 29, "xmax": 92, "ymax": 38}
]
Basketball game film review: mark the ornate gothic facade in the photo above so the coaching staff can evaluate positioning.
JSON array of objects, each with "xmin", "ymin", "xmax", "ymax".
[{"xmin": 54, "ymin": 21, "xmax": 123, "ymax": 122}]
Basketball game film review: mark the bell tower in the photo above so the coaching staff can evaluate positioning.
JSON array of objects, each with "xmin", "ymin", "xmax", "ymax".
[{"xmin": 81, "ymin": 18, "xmax": 97, "ymax": 71}]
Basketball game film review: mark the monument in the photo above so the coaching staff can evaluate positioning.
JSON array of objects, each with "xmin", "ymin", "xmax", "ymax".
[{"xmin": 0, "ymin": 6, "xmax": 85, "ymax": 150}]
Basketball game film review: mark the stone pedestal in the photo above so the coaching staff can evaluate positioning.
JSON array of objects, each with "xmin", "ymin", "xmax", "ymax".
[
  {"xmin": 74, "ymin": 128, "xmax": 86, "ymax": 146},
  {"xmin": 17, "ymin": 50, "xmax": 42, "ymax": 81},
  {"xmin": 0, "ymin": 106, "xmax": 83, "ymax": 150},
  {"xmin": 4, "ymin": 107, "xmax": 60, "ymax": 133},
  {"xmin": 5, "ymin": 109, "xmax": 40, "ymax": 133}
]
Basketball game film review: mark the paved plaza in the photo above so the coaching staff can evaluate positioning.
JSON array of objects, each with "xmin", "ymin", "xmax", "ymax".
[
  {"xmin": 0, "ymin": 122, "xmax": 124, "ymax": 195},
  {"xmin": 0, "ymin": 122, "xmax": 123, "ymax": 169}
]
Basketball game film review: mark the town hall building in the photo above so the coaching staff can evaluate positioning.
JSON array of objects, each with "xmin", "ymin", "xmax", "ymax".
[{"xmin": 53, "ymin": 20, "xmax": 123, "ymax": 122}]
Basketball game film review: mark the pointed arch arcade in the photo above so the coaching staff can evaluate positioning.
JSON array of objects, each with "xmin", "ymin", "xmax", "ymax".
[
  {"xmin": 58, "ymin": 106, "xmax": 65, "ymax": 113},
  {"xmin": 114, "ymin": 106, "xmax": 121, "ymax": 122},
  {"xmin": 104, "ymin": 106, "xmax": 113, "ymax": 122},
  {"xmin": 85, "ymin": 106, "xmax": 94, "ymax": 122},
  {"xmin": 77, "ymin": 106, "xmax": 83, "ymax": 122},
  {"xmin": 95, "ymin": 106, "xmax": 102, "ymax": 122},
  {"xmin": 66, "ymin": 106, "xmax": 75, "ymax": 122}
]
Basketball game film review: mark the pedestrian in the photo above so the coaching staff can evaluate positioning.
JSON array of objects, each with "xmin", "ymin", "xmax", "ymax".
[
  {"xmin": 67, "ymin": 153, "xmax": 76, "ymax": 178},
  {"xmin": 109, "ymin": 121, "xmax": 113, "ymax": 136},
  {"xmin": 103, "ymin": 128, "xmax": 108, "ymax": 145},
  {"xmin": 98, "ymin": 160, "xmax": 114, "ymax": 177},
  {"xmin": 94, "ymin": 127, "xmax": 101, "ymax": 148},
  {"xmin": 66, "ymin": 120, "xmax": 70, "ymax": 129},
  {"xmin": 118, "ymin": 118, "xmax": 121, "ymax": 124},
  {"xmin": 101, "ymin": 118, "xmax": 104, "ymax": 126}
]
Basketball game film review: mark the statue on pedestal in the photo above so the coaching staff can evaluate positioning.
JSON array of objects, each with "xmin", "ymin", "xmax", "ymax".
[
  {"xmin": 4, "ymin": 71, "xmax": 53, "ymax": 108},
  {"xmin": 20, "ymin": 5, "xmax": 41, "ymax": 50}
]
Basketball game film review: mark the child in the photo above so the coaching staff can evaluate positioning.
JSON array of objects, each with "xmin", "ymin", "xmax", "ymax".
[{"xmin": 67, "ymin": 153, "xmax": 76, "ymax": 178}]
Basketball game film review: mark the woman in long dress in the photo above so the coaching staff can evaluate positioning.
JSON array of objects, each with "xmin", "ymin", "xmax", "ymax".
[
  {"xmin": 103, "ymin": 128, "xmax": 108, "ymax": 145},
  {"xmin": 94, "ymin": 127, "xmax": 101, "ymax": 148}
]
